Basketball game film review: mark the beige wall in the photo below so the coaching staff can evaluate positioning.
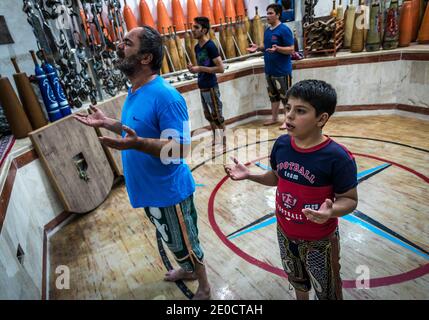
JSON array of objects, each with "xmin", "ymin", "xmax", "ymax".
[{"xmin": 0, "ymin": 160, "xmax": 63, "ymax": 299}]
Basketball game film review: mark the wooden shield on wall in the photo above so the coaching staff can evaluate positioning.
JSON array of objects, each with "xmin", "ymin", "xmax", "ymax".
[
  {"xmin": 96, "ymin": 93, "xmax": 127, "ymax": 176},
  {"xmin": 29, "ymin": 116, "xmax": 114, "ymax": 214}
]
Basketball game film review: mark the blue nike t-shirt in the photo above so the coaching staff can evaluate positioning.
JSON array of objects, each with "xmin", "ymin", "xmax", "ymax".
[
  {"xmin": 121, "ymin": 76, "xmax": 195, "ymax": 208},
  {"xmin": 264, "ymin": 23, "xmax": 294, "ymax": 76}
]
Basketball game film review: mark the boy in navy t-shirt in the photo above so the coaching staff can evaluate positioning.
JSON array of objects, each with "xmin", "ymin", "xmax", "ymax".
[
  {"xmin": 188, "ymin": 16, "xmax": 225, "ymax": 146},
  {"xmin": 225, "ymin": 80, "xmax": 358, "ymax": 300}
]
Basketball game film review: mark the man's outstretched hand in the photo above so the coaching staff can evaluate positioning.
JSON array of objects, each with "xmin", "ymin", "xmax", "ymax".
[
  {"xmin": 73, "ymin": 105, "xmax": 107, "ymax": 128},
  {"xmin": 99, "ymin": 125, "xmax": 139, "ymax": 150}
]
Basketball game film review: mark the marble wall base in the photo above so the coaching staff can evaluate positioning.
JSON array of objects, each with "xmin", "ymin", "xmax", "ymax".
[{"xmin": 0, "ymin": 160, "xmax": 63, "ymax": 299}]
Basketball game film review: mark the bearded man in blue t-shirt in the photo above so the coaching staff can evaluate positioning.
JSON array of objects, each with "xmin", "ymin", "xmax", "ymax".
[
  {"xmin": 74, "ymin": 26, "xmax": 211, "ymax": 300},
  {"xmin": 247, "ymin": 3, "xmax": 295, "ymax": 129}
]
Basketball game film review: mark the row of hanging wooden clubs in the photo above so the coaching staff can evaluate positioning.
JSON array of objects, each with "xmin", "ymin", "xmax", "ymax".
[
  {"xmin": 339, "ymin": 0, "xmax": 429, "ymax": 53},
  {"xmin": 121, "ymin": 0, "xmax": 266, "ymax": 74}
]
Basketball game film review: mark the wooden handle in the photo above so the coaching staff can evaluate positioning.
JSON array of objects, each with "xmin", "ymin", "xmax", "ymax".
[
  {"xmin": 29, "ymin": 50, "xmax": 38, "ymax": 65},
  {"xmin": 40, "ymin": 48, "xmax": 48, "ymax": 62},
  {"xmin": 11, "ymin": 57, "xmax": 21, "ymax": 73}
]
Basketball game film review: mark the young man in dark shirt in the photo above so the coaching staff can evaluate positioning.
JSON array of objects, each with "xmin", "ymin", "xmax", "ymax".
[{"xmin": 188, "ymin": 16, "xmax": 225, "ymax": 146}]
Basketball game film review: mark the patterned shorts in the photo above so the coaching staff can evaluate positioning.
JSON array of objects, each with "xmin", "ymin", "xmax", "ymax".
[
  {"xmin": 265, "ymin": 74, "xmax": 292, "ymax": 105},
  {"xmin": 200, "ymin": 85, "xmax": 224, "ymax": 126},
  {"xmin": 144, "ymin": 194, "xmax": 204, "ymax": 272},
  {"xmin": 277, "ymin": 225, "xmax": 343, "ymax": 300}
]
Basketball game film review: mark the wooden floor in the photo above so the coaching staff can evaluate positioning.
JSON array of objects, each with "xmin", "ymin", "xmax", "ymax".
[{"xmin": 48, "ymin": 114, "xmax": 429, "ymax": 300}]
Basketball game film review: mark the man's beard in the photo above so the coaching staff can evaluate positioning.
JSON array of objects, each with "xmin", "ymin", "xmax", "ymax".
[{"xmin": 114, "ymin": 49, "xmax": 141, "ymax": 77}]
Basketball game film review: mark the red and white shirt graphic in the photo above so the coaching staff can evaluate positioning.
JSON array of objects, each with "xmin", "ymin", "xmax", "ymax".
[{"xmin": 270, "ymin": 135, "xmax": 357, "ymax": 240}]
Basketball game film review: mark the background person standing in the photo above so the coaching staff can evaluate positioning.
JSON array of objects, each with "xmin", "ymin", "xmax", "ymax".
[
  {"xmin": 247, "ymin": 4, "xmax": 294, "ymax": 129},
  {"xmin": 188, "ymin": 16, "xmax": 225, "ymax": 146}
]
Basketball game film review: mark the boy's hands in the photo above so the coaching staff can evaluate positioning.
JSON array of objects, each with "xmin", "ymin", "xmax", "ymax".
[
  {"xmin": 302, "ymin": 198, "xmax": 334, "ymax": 224},
  {"xmin": 73, "ymin": 105, "xmax": 107, "ymax": 128},
  {"xmin": 224, "ymin": 157, "xmax": 250, "ymax": 181}
]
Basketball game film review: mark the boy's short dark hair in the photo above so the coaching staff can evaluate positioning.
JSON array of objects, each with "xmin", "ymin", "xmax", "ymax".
[
  {"xmin": 194, "ymin": 16, "xmax": 210, "ymax": 34},
  {"xmin": 286, "ymin": 80, "xmax": 337, "ymax": 117},
  {"xmin": 266, "ymin": 4, "xmax": 283, "ymax": 16}
]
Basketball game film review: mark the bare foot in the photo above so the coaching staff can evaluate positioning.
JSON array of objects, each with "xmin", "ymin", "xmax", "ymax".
[
  {"xmin": 279, "ymin": 123, "xmax": 287, "ymax": 130},
  {"xmin": 164, "ymin": 268, "xmax": 198, "ymax": 282},
  {"xmin": 192, "ymin": 287, "xmax": 211, "ymax": 300},
  {"xmin": 263, "ymin": 119, "xmax": 279, "ymax": 126}
]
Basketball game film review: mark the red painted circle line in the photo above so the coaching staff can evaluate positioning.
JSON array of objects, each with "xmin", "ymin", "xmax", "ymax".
[{"xmin": 208, "ymin": 153, "xmax": 429, "ymax": 289}]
